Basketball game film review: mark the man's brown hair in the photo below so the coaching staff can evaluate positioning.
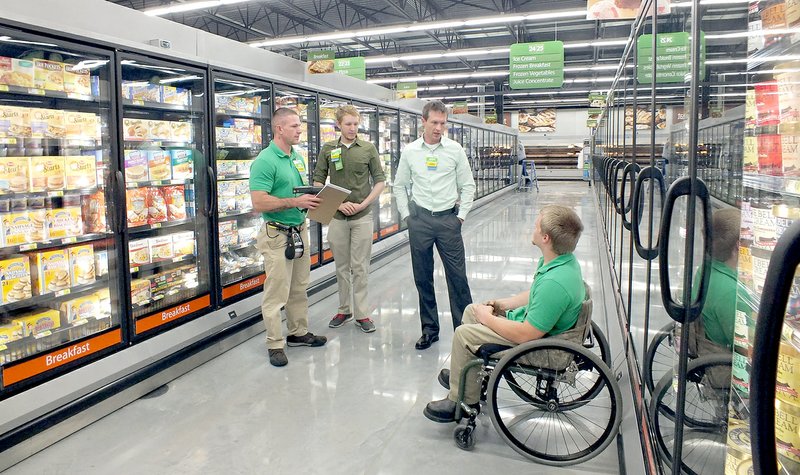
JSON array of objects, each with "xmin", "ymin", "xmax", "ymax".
[
  {"xmin": 711, "ymin": 208, "xmax": 741, "ymax": 262},
  {"xmin": 422, "ymin": 100, "xmax": 448, "ymax": 120},
  {"xmin": 272, "ymin": 107, "xmax": 299, "ymax": 132},
  {"xmin": 335, "ymin": 105, "xmax": 361, "ymax": 124},
  {"xmin": 539, "ymin": 205, "xmax": 584, "ymax": 255}
]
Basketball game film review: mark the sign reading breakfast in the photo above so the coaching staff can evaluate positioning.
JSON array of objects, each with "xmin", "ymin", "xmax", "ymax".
[
  {"xmin": 509, "ymin": 41, "xmax": 564, "ymax": 90},
  {"xmin": 307, "ymin": 50, "xmax": 335, "ymax": 75}
]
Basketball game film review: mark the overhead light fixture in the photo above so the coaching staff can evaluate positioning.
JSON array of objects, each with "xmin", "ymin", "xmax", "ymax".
[
  {"xmin": 145, "ymin": 0, "xmax": 252, "ymax": 16},
  {"xmin": 250, "ymin": 9, "xmax": 587, "ymax": 48}
]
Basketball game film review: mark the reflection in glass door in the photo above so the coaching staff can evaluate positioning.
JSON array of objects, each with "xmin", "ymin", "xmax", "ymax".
[
  {"xmin": 378, "ymin": 109, "xmax": 398, "ymax": 238},
  {"xmin": 316, "ymin": 95, "xmax": 348, "ymax": 265},
  {"xmin": 353, "ymin": 102, "xmax": 378, "ymax": 246},
  {"xmin": 399, "ymin": 112, "xmax": 416, "ymax": 232}
]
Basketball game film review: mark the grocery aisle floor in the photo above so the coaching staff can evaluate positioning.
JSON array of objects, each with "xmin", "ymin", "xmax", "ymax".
[{"xmin": 4, "ymin": 182, "xmax": 629, "ymax": 475}]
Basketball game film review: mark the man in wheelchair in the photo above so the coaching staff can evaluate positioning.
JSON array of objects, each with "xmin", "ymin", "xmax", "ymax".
[{"xmin": 424, "ymin": 204, "xmax": 586, "ymax": 422}]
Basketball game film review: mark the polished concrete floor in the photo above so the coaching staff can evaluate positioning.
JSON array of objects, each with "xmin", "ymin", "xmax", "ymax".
[{"xmin": 5, "ymin": 182, "xmax": 633, "ymax": 474}]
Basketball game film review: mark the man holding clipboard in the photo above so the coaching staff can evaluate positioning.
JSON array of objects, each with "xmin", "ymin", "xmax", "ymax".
[{"xmin": 313, "ymin": 105, "xmax": 385, "ymax": 333}]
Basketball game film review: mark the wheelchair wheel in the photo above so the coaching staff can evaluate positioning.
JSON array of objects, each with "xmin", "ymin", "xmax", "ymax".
[
  {"xmin": 488, "ymin": 340, "xmax": 622, "ymax": 466},
  {"xmin": 649, "ymin": 354, "xmax": 731, "ymax": 475},
  {"xmin": 644, "ymin": 323, "xmax": 676, "ymax": 394},
  {"xmin": 453, "ymin": 424, "xmax": 476, "ymax": 451},
  {"xmin": 504, "ymin": 322, "xmax": 611, "ymax": 408}
]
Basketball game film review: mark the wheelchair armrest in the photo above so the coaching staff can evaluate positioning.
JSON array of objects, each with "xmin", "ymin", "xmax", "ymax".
[{"xmin": 476, "ymin": 343, "xmax": 513, "ymax": 363}]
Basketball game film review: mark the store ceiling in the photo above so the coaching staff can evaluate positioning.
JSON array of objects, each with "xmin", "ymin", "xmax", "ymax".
[{"xmin": 107, "ymin": 0, "xmax": 749, "ymax": 110}]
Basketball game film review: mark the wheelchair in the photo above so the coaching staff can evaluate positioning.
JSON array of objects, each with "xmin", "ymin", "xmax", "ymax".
[
  {"xmin": 448, "ymin": 283, "xmax": 623, "ymax": 466},
  {"xmin": 647, "ymin": 318, "xmax": 734, "ymax": 475}
]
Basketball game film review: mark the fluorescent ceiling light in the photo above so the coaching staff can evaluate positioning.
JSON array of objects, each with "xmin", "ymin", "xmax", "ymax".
[
  {"xmin": 251, "ymin": 9, "xmax": 586, "ymax": 48},
  {"xmin": 145, "ymin": 0, "xmax": 252, "ymax": 16}
]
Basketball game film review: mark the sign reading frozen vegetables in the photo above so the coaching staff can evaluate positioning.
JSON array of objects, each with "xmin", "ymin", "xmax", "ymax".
[
  {"xmin": 509, "ymin": 41, "xmax": 564, "ymax": 90},
  {"xmin": 637, "ymin": 32, "xmax": 706, "ymax": 84},
  {"xmin": 334, "ymin": 57, "xmax": 366, "ymax": 80},
  {"xmin": 307, "ymin": 50, "xmax": 335, "ymax": 74}
]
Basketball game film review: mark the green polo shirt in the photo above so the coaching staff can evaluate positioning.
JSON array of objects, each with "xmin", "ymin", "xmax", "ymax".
[
  {"xmin": 693, "ymin": 260, "xmax": 737, "ymax": 350},
  {"xmin": 249, "ymin": 141, "xmax": 306, "ymax": 226},
  {"xmin": 312, "ymin": 137, "xmax": 385, "ymax": 220},
  {"xmin": 506, "ymin": 253, "xmax": 585, "ymax": 336}
]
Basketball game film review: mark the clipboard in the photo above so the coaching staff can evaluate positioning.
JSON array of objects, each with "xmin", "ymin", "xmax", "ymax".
[{"xmin": 306, "ymin": 183, "xmax": 351, "ymax": 224}]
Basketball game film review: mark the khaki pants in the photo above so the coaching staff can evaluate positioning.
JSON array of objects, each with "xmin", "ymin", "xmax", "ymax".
[
  {"xmin": 448, "ymin": 304, "xmax": 516, "ymax": 404},
  {"xmin": 327, "ymin": 211, "xmax": 374, "ymax": 319},
  {"xmin": 255, "ymin": 223, "xmax": 310, "ymax": 350}
]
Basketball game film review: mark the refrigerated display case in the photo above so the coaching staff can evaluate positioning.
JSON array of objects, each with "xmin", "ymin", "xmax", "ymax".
[
  {"xmin": 119, "ymin": 54, "xmax": 211, "ymax": 338},
  {"xmin": 211, "ymin": 73, "xmax": 271, "ymax": 304},
  {"xmin": 378, "ymin": 109, "xmax": 399, "ymax": 238},
  {"xmin": 274, "ymin": 87, "xmax": 318, "ymax": 265},
  {"xmin": 315, "ymin": 94, "xmax": 347, "ymax": 263},
  {"xmin": 0, "ymin": 27, "xmax": 124, "ymax": 389},
  {"xmin": 399, "ymin": 112, "xmax": 416, "ymax": 232},
  {"xmin": 353, "ymin": 102, "xmax": 379, "ymax": 246}
]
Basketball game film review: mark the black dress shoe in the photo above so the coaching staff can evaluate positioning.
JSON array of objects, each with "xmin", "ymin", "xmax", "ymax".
[
  {"xmin": 415, "ymin": 334, "xmax": 439, "ymax": 350},
  {"xmin": 438, "ymin": 369, "xmax": 450, "ymax": 390},
  {"xmin": 423, "ymin": 398, "xmax": 480, "ymax": 423}
]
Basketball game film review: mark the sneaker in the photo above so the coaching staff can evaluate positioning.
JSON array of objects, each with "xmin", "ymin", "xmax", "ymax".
[
  {"xmin": 328, "ymin": 313, "xmax": 354, "ymax": 328},
  {"xmin": 355, "ymin": 318, "xmax": 376, "ymax": 333},
  {"xmin": 286, "ymin": 332, "xmax": 327, "ymax": 347},
  {"xmin": 268, "ymin": 349, "xmax": 288, "ymax": 367}
]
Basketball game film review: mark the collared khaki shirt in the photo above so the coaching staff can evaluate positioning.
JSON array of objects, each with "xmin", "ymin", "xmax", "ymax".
[{"xmin": 312, "ymin": 137, "xmax": 385, "ymax": 220}]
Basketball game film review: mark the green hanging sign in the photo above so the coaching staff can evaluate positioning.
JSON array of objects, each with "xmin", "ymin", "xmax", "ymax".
[
  {"xmin": 334, "ymin": 57, "xmax": 366, "ymax": 80},
  {"xmin": 637, "ymin": 32, "xmax": 706, "ymax": 84},
  {"xmin": 509, "ymin": 41, "xmax": 565, "ymax": 90},
  {"xmin": 308, "ymin": 50, "xmax": 334, "ymax": 61}
]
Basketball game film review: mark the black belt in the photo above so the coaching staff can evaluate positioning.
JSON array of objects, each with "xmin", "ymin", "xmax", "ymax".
[
  {"xmin": 415, "ymin": 205, "xmax": 456, "ymax": 217},
  {"xmin": 267, "ymin": 221, "xmax": 304, "ymax": 232}
]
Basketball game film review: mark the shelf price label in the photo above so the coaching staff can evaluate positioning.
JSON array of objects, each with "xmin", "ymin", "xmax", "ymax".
[
  {"xmin": 509, "ymin": 41, "xmax": 564, "ymax": 90},
  {"xmin": 637, "ymin": 32, "xmax": 706, "ymax": 84}
]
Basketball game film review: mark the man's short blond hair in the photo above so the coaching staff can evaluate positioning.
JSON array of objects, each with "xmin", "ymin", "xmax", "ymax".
[
  {"xmin": 272, "ymin": 107, "xmax": 299, "ymax": 132},
  {"xmin": 539, "ymin": 205, "xmax": 584, "ymax": 255},
  {"xmin": 335, "ymin": 105, "xmax": 361, "ymax": 124}
]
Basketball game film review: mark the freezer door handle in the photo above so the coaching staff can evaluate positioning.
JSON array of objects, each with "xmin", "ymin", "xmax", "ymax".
[
  {"xmin": 114, "ymin": 171, "xmax": 125, "ymax": 235},
  {"xmin": 632, "ymin": 166, "xmax": 666, "ymax": 260},
  {"xmin": 620, "ymin": 162, "xmax": 640, "ymax": 230},
  {"xmin": 657, "ymin": 176, "xmax": 712, "ymax": 323},
  {"xmin": 611, "ymin": 160, "xmax": 626, "ymax": 215},
  {"xmin": 207, "ymin": 166, "xmax": 217, "ymax": 218},
  {"xmin": 750, "ymin": 220, "xmax": 800, "ymax": 475}
]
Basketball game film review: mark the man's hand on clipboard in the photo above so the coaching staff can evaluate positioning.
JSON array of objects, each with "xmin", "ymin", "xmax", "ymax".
[{"xmin": 294, "ymin": 194, "xmax": 321, "ymax": 210}]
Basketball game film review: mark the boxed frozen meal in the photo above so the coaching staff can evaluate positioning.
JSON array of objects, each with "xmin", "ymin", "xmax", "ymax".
[
  {"xmin": 170, "ymin": 150, "xmax": 193, "ymax": 180},
  {"xmin": 130, "ymin": 278, "xmax": 151, "ymax": 306},
  {"xmin": 124, "ymin": 150, "xmax": 149, "ymax": 183},
  {"xmin": 82, "ymin": 190, "xmax": 107, "ymax": 233},
  {"xmin": 94, "ymin": 249, "xmax": 108, "ymax": 277},
  {"xmin": 15, "ymin": 309, "xmax": 60, "ymax": 336},
  {"xmin": 63, "ymin": 64, "xmax": 92, "ymax": 96},
  {"xmin": 0, "ymin": 57, "xmax": 34, "ymax": 88},
  {"xmin": 0, "ymin": 255, "xmax": 31, "ymax": 303},
  {"xmin": 171, "ymin": 121, "xmax": 192, "ymax": 142},
  {"xmin": 146, "ymin": 187, "xmax": 168, "ymax": 224},
  {"xmin": 149, "ymin": 236, "xmax": 175, "ymax": 262},
  {"xmin": 254, "ymin": 125, "xmax": 262, "ymax": 143},
  {"xmin": 33, "ymin": 59, "xmax": 64, "ymax": 92},
  {"xmin": 219, "ymin": 221, "xmax": 238, "ymax": 247},
  {"xmin": 162, "ymin": 86, "xmax": 190, "ymax": 106},
  {"xmin": 0, "ymin": 320, "xmax": 23, "ymax": 345},
  {"xmin": 129, "ymin": 239, "xmax": 151, "ymax": 267},
  {"xmin": 46, "ymin": 207, "xmax": 83, "ymax": 239},
  {"xmin": 147, "ymin": 150, "xmax": 171, "ymax": 181},
  {"xmin": 59, "ymin": 294, "xmax": 99, "ymax": 324},
  {"xmin": 216, "ymin": 126, "xmax": 234, "ymax": 144},
  {"xmin": 216, "ymin": 160, "xmax": 238, "ymax": 177},
  {"xmin": 235, "ymin": 194, "xmax": 251, "ymax": 212},
  {"xmin": 30, "ymin": 107, "xmax": 65, "ymax": 139},
  {"xmin": 130, "ymin": 83, "xmax": 161, "ymax": 103},
  {"xmin": 237, "ymin": 226, "xmax": 258, "ymax": 244},
  {"xmin": 123, "ymin": 118, "xmax": 148, "ymax": 141},
  {"xmin": 163, "ymin": 185, "xmax": 187, "ymax": 220},
  {"xmin": 2, "ymin": 211, "xmax": 32, "ymax": 246},
  {"xmin": 148, "ymin": 120, "xmax": 171, "ymax": 141},
  {"xmin": 234, "ymin": 180, "xmax": 250, "ymax": 196},
  {"xmin": 29, "ymin": 207, "xmax": 45, "ymax": 242},
  {"xmin": 29, "ymin": 156, "xmax": 65, "ymax": 191},
  {"xmin": 0, "ymin": 105, "xmax": 30, "ymax": 137},
  {"xmin": 171, "ymin": 231, "xmax": 195, "ymax": 256},
  {"xmin": 64, "ymin": 156, "xmax": 97, "ymax": 189},
  {"xmin": 0, "ymin": 156, "xmax": 30, "ymax": 193},
  {"xmin": 31, "ymin": 249, "xmax": 70, "ymax": 294},
  {"xmin": 93, "ymin": 288, "xmax": 111, "ymax": 319},
  {"xmin": 68, "ymin": 244, "xmax": 95, "ymax": 286},
  {"xmin": 65, "ymin": 111, "xmax": 101, "ymax": 140},
  {"xmin": 126, "ymin": 188, "xmax": 148, "ymax": 227}
]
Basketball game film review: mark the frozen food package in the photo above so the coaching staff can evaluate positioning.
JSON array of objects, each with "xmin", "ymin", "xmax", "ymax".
[
  {"xmin": 46, "ymin": 206, "xmax": 83, "ymax": 239},
  {"xmin": 170, "ymin": 149, "xmax": 193, "ymax": 180},
  {"xmin": 216, "ymin": 160, "xmax": 238, "ymax": 177},
  {"xmin": 130, "ymin": 83, "xmax": 161, "ymax": 103},
  {"xmin": 128, "ymin": 239, "xmax": 151, "ymax": 267},
  {"xmin": 0, "ymin": 156, "xmax": 30, "ymax": 193},
  {"xmin": 15, "ymin": 309, "xmax": 60, "ymax": 336},
  {"xmin": 63, "ymin": 64, "xmax": 92, "ymax": 96},
  {"xmin": 148, "ymin": 120, "xmax": 171, "ymax": 141},
  {"xmin": 216, "ymin": 126, "xmax": 234, "ymax": 144},
  {"xmin": 31, "ymin": 249, "xmax": 70, "ymax": 294},
  {"xmin": 82, "ymin": 190, "xmax": 107, "ymax": 233},
  {"xmin": 146, "ymin": 187, "xmax": 168, "ymax": 224},
  {"xmin": 123, "ymin": 118, "xmax": 148, "ymax": 141},
  {"xmin": 147, "ymin": 150, "xmax": 172, "ymax": 181},
  {"xmin": 68, "ymin": 244, "xmax": 95, "ymax": 286},
  {"xmin": 235, "ymin": 194, "xmax": 251, "ymax": 211},
  {"xmin": 124, "ymin": 150, "xmax": 149, "ymax": 183},
  {"xmin": 65, "ymin": 111, "xmax": 101, "ymax": 140},
  {"xmin": 0, "ymin": 105, "xmax": 31, "ymax": 138},
  {"xmin": 126, "ymin": 188, "xmax": 148, "ymax": 228},
  {"xmin": 29, "ymin": 156, "xmax": 65, "ymax": 191},
  {"xmin": 149, "ymin": 235, "xmax": 175, "ymax": 262},
  {"xmin": 0, "ymin": 57, "xmax": 34, "ymax": 88},
  {"xmin": 170, "ymin": 121, "xmax": 192, "ymax": 142},
  {"xmin": 163, "ymin": 185, "xmax": 187, "ymax": 220},
  {"xmin": 59, "ymin": 295, "xmax": 99, "ymax": 324},
  {"xmin": 29, "ymin": 107, "xmax": 65, "ymax": 139},
  {"xmin": 29, "ymin": 207, "xmax": 46, "ymax": 242},
  {"xmin": 0, "ymin": 320, "xmax": 23, "ymax": 345},
  {"xmin": 2, "ymin": 211, "xmax": 32, "ymax": 246},
  {"xmin": 93, "ymin": 288, "xmax": 111, "ymax": 319},
  {"xmin": 64, "ymin": 156, "xmax": 97, "ymax": 189},
  {"xmin": 0, "ymin": 255, "xmax": 31, "ymax": 303},
  {"xmin": 33, "ymin": 59, "xmax": 64, "ymax": 92},
  {"xmin": 162, "ymin": 86, "xmax": 190, "ymax": 106},
  {"xmin": 130, "ymin": 278, "xmax": 151, "ymax": 306},
  {"xmin": 171, "ymin": 231, "xmax": 195, "ymax": 256},
  {"xmin": 234, "ymin": 180, "xmax": 250, "ymax": 196},
  {"xmin": 94, "ymin": 249, "xmax": 108, "ymax": 277}
]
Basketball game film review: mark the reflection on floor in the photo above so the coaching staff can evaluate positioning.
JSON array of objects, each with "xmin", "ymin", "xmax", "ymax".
[{"xmin": 5, "ymin": 182, "xmax": 630, "ymax": 474}]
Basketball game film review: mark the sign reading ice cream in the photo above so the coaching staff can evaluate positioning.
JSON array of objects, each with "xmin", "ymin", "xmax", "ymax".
[{"xmin": 509, "ymin": 41, "xmax": 564, "ymax": 90}]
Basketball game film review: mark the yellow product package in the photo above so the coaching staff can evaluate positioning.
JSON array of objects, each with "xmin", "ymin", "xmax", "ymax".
[
  {"xmin": 46, "ymin": 206, "xmax": 83, "ymax": 239},
  {"xmin": 0, "ymin": 254, "xmax": 31, "ymax": 303},
  {"xmin": 32, "ymin": 249, "xmax": 70, "ymax": 294},
  {"xmin": 65, "ymin": 111, "xmax": 101, "ymax": 140},
  {"xmin": 0, "ymin": 105, "xmax": 30, "ymax": 138},
  {"xmin": 2, "ymin": 211, "xmax": 32, "ymax": 246},
  {"xmin": 131, "ymin": 278, "xmax": 151, "ymax": 307},
  {"xmin": 59, "ymin": 294, "xmax": 100, "ymax": 324},
  {"xmin": 63, "ymin": 65, "xmax": 91, "ymax": 96},
  {"xmin": 68, "ymin": 244, "xmax": 95, "ymax": 286},
  {"xmin": 15, "ymin": 309, "xmax": 60, "ymax": 336},
  {"xmin": 0, "ymin": 156, "xmax": 30, "ymax": 193},
  {"xmin": 0, "ymin": 320, "xmax": 23, "ymax": 345},
  {"xmin": 33, "ymin": 59, "xmax": 64, "ymax": 92},
  {"xmin": 64, "ymin": 156, "xmax": 97, "ymax": 189},
  {"xmin": 0, "ymin": 57, "xmax": 34, "ymax": 88},
  {"xmin": 30, "ymin": 107, "xmax": 65, "ymax": 139},
  {"xmin": 29, "ymin": 156, "xmax": 65, "ymax": 191}
]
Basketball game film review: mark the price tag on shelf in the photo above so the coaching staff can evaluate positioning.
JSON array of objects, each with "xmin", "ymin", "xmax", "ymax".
[
  {"xmin": 67, "ymin": 93, "xmax": 86, "ymax": 100},
  {"xmin": 0, "ymin": 138, "xmax": 17, "ymax": 145},
  {"xmin": 34, "ymin": 330, "xmax": 53, "ymax": 339},
  {"xmin": 63, "ymin": 237, "xmax": 77, "ymax": 244},
  {"xmin": 20, "ymin": 243, "xmax": 37, "ymax": 251},
  {"xmin": 0, "ymin": 344, "xmax": 6, "ymax": 352},
  {"xmin": 48, "ymin": 191, "xmax": 64, "ymax": 198},
  {"xmin": 28, "ymin": 88, "xmax": 45, "ymax": 95},
  {"xmin": 73, "ymin": 318, "xmax": 89, "ymax": 326},
  {"xmin": 130, "ymin": 266, "xmax": 139, "ymax": 273},
  {"xmin": 152, "ymin": 223, "xmax": 162, "ymax": 229},
  {"xmin": 0, "ymin": 85, "xmax": 8, "ymax": 92},
  {"xmin": 132, "ymin": 99, "xmax": 145, "ymax": 106}
]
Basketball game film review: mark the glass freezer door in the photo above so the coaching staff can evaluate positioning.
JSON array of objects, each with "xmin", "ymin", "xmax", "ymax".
[
  {"xmin": 0, "ymin": 28, "xmax": 123, "ymax": 389},
  {"xmin": 399, "ymin": 112, "xmax": 417, "ymax": 232},
  {"xmin": 212, "ymin": 74, "xmax": 271, "ymax": 304},
  {"xmin": 378, "ymin": 109, "xmax": 399, "ymax": 238},
  {"xmin": 352, "ymin": 102, "xmax": 378, "ymax": 246},
  {"xmin": 119, "ymin": 56, "xmax": 211, "ymax": 337},
  {"xmin": 315, "ymin": 94, "xmax": 348, "ymax": 265}
]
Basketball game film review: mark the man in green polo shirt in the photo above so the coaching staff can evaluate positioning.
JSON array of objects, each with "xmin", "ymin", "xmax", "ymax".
[
  {"xmin": 313, "ymin": 105, "xmax": 385, "ymax": 333},
  {"xmin": 250, "ymin": 107, "xmax": 327, "ymax": 367},
  {"xmin": 424, "ymin": 205, "xmax": 585, "ymax": 422}
]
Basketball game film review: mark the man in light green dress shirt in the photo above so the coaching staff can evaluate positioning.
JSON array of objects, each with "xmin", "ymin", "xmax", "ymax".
[{"xmin": 394, "ymin": 100, "xmax": 476, "ymax": 350}]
